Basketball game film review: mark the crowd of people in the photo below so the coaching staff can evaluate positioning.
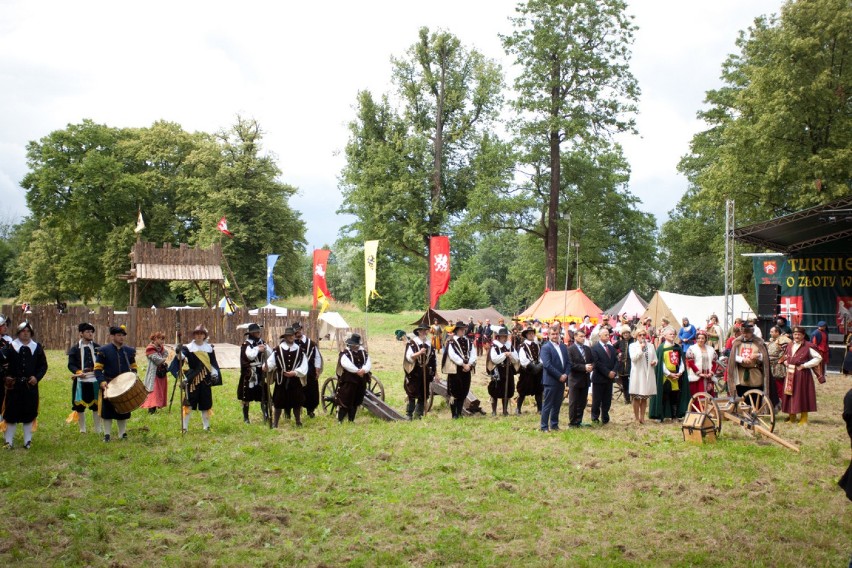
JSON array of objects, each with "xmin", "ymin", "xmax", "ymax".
[{"xmin": 0, "ymin": 309, "xmax": 844, "ymax": 449}]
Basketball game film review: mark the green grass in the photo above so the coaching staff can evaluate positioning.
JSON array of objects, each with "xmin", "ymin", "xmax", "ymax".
[{"xmin": 1, "ymin": 339, "xmax": 851, "ymax": 567}]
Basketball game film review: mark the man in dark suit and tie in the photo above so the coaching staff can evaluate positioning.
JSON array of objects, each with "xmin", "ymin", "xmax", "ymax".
[
  {"xmin": 567, "ymin": 328, "xmax": 594, "ymax": 427},
  {"xmin": 539, "ymin": 326, "xmax": 569, "ymax": 432},
  {"xmin": 591, "ymin": 327, "xmax": 618, "ymax": 424}
]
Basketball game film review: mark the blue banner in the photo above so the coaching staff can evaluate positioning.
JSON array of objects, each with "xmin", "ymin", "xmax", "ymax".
[{"xmin": 266, "ymin": 254, "xmax": 280, "ymax": 304}]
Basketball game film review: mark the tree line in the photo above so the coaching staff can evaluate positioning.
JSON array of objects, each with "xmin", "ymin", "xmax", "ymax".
[{"xmin": 1, "ymin": 0, "xmax": 848, "ymax": 313}]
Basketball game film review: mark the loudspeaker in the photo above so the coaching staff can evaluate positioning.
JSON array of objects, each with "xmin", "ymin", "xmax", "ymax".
[{"xmin": 757, "ymin": 284, "xmax": 781, "ymax": 318}]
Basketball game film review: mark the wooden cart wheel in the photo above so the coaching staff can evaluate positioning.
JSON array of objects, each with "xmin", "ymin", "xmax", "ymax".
[
  {"xmin": 688, "ymin": 392, "xmax": 722, "ymax": 435},
  {"xmin": 740, "ymin": 388, "xmax": 775, "ymax": 433},
  {"xmin": 321, "ymin": 377, "xmax": 338, "ymax": 415},
  {"xmin": 613, "ymin": 379, "xmax": 624, "ymax": 402},
  {"xmin": 368, "ymin": 377, "xmax": 385, "ymax": 401}
]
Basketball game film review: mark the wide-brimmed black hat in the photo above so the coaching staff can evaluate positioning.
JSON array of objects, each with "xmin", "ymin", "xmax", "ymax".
[
  {"xmin": 452, "ymin": 321, "xmax": 466, "ymax": 332},
  {"xmin": 346, "ymin": 333, "xmax": 362, "ymax": 346},
  {"xmin": 281, "ymin": 327, "xmax": 295, "ymax": 338},
  {"xmin": 292, "ymin": 322, "xmax": 303, "ymax": 331},
  {"xmin": 413, "ymin": 324, "xmax": 429, "ymax": 333},
  {"xmin": 522, "ymin": 326, "xmax": 537, "ymax": 337},
  {"xmin": 78, "ymin": 322, "xmax": 95, "ymax": 333},
  {"xmin": 245, "ymin": 323, "xmax": 262, "ymax": 334},
  {"xmin": 109, "ymin": 325, "xmax": 127, "ymax": 336}
]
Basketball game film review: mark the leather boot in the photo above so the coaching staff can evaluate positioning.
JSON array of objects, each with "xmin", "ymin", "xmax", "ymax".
[
  {"xmin": 337, "ymin": 407, "xmax": 347, "ymax": 423},
  {"xmin": 414, "ymin": 401, "xmax": 424, "ymax": 419},
  {"xmin": 273, "ymin": 409, "xmax": 282, "ymax": 428},
  {"xmin": 242, "ymin": 405, "xmax": 250, "ymax": 424},
  {"xmin": 491, "ymin": 399, "xmax": 497, "ymax": 417},
  {"xmin": 406, "ymin": 400, "xmax": 415, "ymax": 420},
  {"xmin": 798, "ymin": 412, "xmax": 808, "ymax": 425},
  {"xmin": 786, "ymin": 413, "xmax": 797, "ymax": 423},
  {"xmin": 294, "ymin": 407, "xmax": 302, "ymax": 427},
  {"xmin": 260, "ymin": 402, "xmax": 269, "ymax": 422},
  {"xmin": 502, "ymin": 400, "xmax": 509, "ymax": 416}
]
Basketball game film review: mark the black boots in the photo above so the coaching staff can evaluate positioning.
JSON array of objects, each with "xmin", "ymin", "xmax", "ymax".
[
  {"xmin": 406, "ymin": 399, "xmax": 416, "ymax": 420},
  {"xmin": 242, "ymin": 405, "xmax": 250, "ymax": 424}
]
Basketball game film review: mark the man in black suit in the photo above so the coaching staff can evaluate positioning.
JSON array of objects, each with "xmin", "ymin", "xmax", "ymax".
[
  {"xmin": 591, "ymin": 327, "xmax": 618, "ymax": 424},
  {"xmin": 539, "ymin": 326, "xmax": 570, "ymax": 431},
  {"xmin": 567, "ymin": 328, "xmax": 594, "ymax": 427}
]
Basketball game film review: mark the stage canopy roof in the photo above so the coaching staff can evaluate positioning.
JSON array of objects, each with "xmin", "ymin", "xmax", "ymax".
[{"xmin": 732, "ymin": 196, "xmax": 852, "ymax": 254}]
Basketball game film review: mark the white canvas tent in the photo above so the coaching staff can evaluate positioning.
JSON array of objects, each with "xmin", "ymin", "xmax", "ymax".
[
  {"xmin": 642, "ymin": 291, "xmax": 756, "ymax": 334},
  {"xmin": 318, "ymin": 311, "xmax": 350, "ymax": 343},
  {"xmin": 605, "ymin": 289, "xmax": 648, "ymax": 319},
  {"xmin": 248, "ymin": 303, "xmax": 288, "ymax": 316}
]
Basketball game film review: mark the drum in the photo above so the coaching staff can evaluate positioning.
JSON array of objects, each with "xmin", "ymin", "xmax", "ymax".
[{"xmin": 104, "ymin": 372, "xmax": 147, "ymax": 414}]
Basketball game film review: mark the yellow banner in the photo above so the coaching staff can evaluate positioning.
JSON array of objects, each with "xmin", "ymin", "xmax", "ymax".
[{"xmin": 365, "ymin": 240, "xmax": 379, "ymax": 307}]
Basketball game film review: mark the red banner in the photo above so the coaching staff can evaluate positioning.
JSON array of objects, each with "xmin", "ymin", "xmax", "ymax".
[
  {"xmin": 429, "ymin": 236, "xmax": 450, "ymax": 308},
  {"xmin": 312, "ymin": 249, "xmax": 334, "ymax": 309}
]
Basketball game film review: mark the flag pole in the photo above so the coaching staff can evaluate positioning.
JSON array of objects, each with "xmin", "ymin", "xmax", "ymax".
[{"xmin": 219, "ymin": 234, "xmax": 248, "ymax": 309}]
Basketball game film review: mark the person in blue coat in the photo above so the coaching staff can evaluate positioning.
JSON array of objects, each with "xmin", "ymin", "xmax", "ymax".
[
  {"xmin": 539, "ymin": 325, "xmax": 570, "ymax": 432},
  {"xmin": 678, "ymin": 318, "xmax": 697, "ymax": 350}
]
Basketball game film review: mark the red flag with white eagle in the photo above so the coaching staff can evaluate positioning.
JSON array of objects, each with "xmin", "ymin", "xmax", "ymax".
[
  {"xmin": 312, "ymin": 249, "xmax": 334, "ymax": 309},
  {"xmin": 429, "ymin": 236, "xmax": 450, "ymax": 308},
  {"xmin": 217, "ymin": 216, "xmax": 233, "ymax": 237}
]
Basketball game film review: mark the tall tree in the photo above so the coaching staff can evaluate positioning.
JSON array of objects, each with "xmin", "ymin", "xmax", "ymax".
[
  {"xmin": 340, "ymin": 28, "xmax": 504, "ymax": 308},
  {"xmin": 502, "ymin": 0, "xmax": 640, "ymax": 290},
  {"xmin": 667, "ymin": 0, "xmax": 851, "ymax": 292}
]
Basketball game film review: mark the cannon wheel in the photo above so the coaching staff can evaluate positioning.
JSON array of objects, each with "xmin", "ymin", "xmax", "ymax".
[
  {"xmin": 740, "ymin": 388, "xmax": 775, "ymax": 433},
  {"xmin": 321, "ymin": 377, "xmax": 338, "ymax": 415},
  {"xmin": 688, "ymin": 392, "xmax": 722, "ymax": 435},
  {"xmin": 613, "ymin": 379, "xmax": 624, "ymax": 402},
  {"xmin": 368, "ymin": 377, "xmax": 385, "ymax": 401}
]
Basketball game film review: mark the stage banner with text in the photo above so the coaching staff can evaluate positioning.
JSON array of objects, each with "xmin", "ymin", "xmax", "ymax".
[{"xmin": 753, "ymin": 254, "xmax": 852, "ymax": 332}]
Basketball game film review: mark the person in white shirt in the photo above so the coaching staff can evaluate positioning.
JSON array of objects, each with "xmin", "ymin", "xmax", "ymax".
[
  {"xmin": 264, "ymin": 327, "xmax": 308, "ymax": 427},
  {"xmin": 443, "ymin": 321, "xmax": 477, "ymax": 419},
  {"xmin": 334, "ymin": 333, "xmax": 372, "ymax": 423},
  {"xmin": 516, "ymin": 327, "xmax": 543, "ymax": 414},
  {"xmin": 403, "ymin": 325, "xmax": 435, "ymax": 420},
  {"xmin": 487, "ymin": 328, "xmax": 518, "ymax": 416}
]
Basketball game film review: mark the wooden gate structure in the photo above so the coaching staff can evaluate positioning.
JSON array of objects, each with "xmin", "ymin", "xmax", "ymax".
[{"xmin": 120, "ymin": 241, "xmax": 228, "ymax": 310}]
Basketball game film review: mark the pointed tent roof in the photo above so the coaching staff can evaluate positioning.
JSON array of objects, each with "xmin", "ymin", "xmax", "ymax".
[
  {"xmin": 412, "ymin": 307, "xmax": 508, "ymax": 327},
  {"xmin": 517, "ymin": 289, "xmax": 603, "ymax": 323},
  {"xmin": 642, "ymin": 291, "xmax": 755, "ymax": 334},
  {"xmin": 605, "ymin": 290, "xmax": 648, "ymax": 319}
]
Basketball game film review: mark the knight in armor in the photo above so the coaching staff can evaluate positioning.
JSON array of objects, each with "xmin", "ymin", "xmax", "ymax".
[
  {"xmin": 264, "ymin": 327, "xmax": 307, "ymax": 427},
  {"xmin": 403, "ymin": 324, "xmax": 436, "ymax": 420},
  {"xmin": 238, "ymin": 323, "xmax": 268, "ymax": 424},
  {"xmin": 172, "ymin": 325, "xmax": 220, "ymax": 433},
  {"xmin": 487, "ymin": 327, "xmax": 519, "ymax": 416},
  {"xmin": 443, "ymin": 321, "xmax": 476, "ymax": 419},
  {"xmin": 517, "ymin": 326, "xmax": 543, "ymax": 414},
  {"xmin": 294, "ymin": 322, "xmax": 323, "ymax": 418},
  {"xmin": 335, "ymin": 333, "xmax": 371, "ymax": 423},
  {"xmin": 67, "ymin": 322, "xmax": 101, "ymax": 433},
  {"xmin": 2, "ymin": 321, "xmax": 48, "ymax": 449},
  {"xmin": 95, "ymin": 326, "xmax": 137, "ymax": 442}
]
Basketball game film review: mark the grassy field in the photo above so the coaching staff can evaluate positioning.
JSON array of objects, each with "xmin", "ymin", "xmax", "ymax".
[{"xmin": 1, "ymin": 314, "xmax": 851, "ymax": 567}]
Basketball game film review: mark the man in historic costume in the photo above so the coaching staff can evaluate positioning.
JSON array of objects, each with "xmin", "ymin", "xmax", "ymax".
[
  {"xmin": 725, "ymin": 321, "xmax": 771, "ymax": 403},
  {"xmin": 264, "ymin": 327, "xmax": 308, "ymax": 427},
  {"xmin": 67, "ymin": 322, "xmax": 102, "ymax": 434},
  {"xmin": 775, "ymin": 315, "xmax": 792, "ymax": 337},
  {"xmin": 616, "ymin": 325, "xmax": 634, "ymax": 404},
  {"xmin": 238, "ymin": 323, "xmax": 268, "ymax": 424},
  {"xmin": 517, "ymin": 326, "xmax": 543, "ymax": 415},
  {"xmin": 294, "ymin": 322, "xmax": 323, "ymax": 419},
  {"xmin": 810, "ymin": 321, "xmax": 830, "ymax": 380},
  {"xmin": 780, "ymin": 326, "xmax": 822, "ymax": 425},
  {"xmin": 2, "ymin": 321, "xmax": 48, "ymax": 449},
  {"xmin": 173, "ymin": 325, "xmax": 220, "ymax": 433},
  {"xmin": 403, "ymin": 324, "xmax": 435, "ymax": 420},
  {"xmin": 335, "ymin": 333, "xmax": 371, "ymax": 423},
  {"xmin": 591, "ymin": 327, "xmax": 618, "ymax": 425},
  {"xmin": 649, "ymin": 327, "xmax": 689, "ymax": 422},
  {"xmin": 95, "ymin": 326, "xmax": 137, "ymax": 442},
  {"xmin": 443, "ymin": 321, "xmax": 476, "ymax": 419},
  {"xmin": 705, "ymin": 315, "xmax": 723, "ymax": 354},
  {"xmin": 0, "ymin": 315, "xmax": 13, "ymax": 425},
  {"xmin": 487, "ymin": 327, "xmax": 518, "ymax": 417}
]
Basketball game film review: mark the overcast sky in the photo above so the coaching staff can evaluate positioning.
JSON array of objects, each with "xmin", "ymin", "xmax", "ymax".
[{"xmin": 0, "ymin": 0, "xmax": 783, "ymax": 249}]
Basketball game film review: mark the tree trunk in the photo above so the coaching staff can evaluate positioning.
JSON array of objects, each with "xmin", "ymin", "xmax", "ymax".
[{"xmin": 545, "ymin": 59, "xmax": 561, "ymax": 292}]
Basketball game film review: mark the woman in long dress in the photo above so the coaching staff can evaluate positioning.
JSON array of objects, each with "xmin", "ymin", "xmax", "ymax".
[
  {"xmin": 685, "ymin": 330, "xmax": 717, "ymax": 397},
  {"xmin": 628, "ymin": 328, "xmax": 657, "ymax": 424},
  {"xmin": 141, "ymin": 331, "xmax": 169, "ymax": 413},
  {"xmin": 781, "ymin": 326, "xmax": 822, "ymax": 425}
]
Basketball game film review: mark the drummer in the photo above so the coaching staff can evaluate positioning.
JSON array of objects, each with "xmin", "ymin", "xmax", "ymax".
[{"xmin": 94, "ymin": 325, "xmax": 138, "ymax": 442}]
